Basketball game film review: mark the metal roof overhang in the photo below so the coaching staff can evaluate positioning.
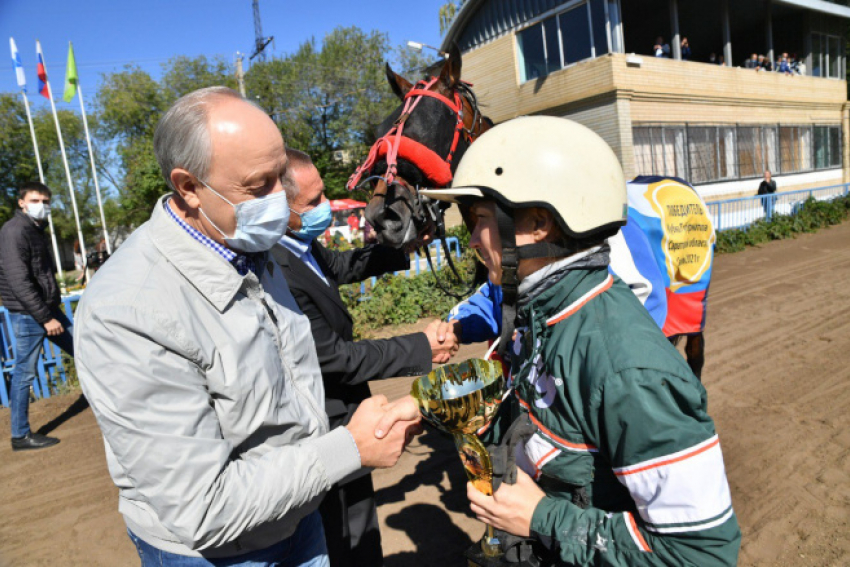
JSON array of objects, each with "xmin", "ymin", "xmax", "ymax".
[
  {"xmin": 769, "ymin": 0, "xmax": 850, "ymax": 18},
  {"xmin": 442, "ymin": 0, "xmax": 850, "ymax": 51}
]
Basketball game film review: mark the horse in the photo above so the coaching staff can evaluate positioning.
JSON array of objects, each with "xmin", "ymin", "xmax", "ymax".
[
  {"xmin": 352, "ymin": 49, "xmax": 711, "ymax": 379},
  {"xmin": 347, "ymin": 44, "xmax": 491, "ymax": 250}
]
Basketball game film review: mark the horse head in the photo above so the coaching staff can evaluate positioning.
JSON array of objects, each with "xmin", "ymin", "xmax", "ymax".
[{"xmin": 351, "ymin": 44, "xmax": 492, "ymax": 248}]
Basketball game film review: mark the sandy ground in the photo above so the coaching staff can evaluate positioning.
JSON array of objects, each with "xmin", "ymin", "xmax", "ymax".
[{"xmin": 1, "ymin": 221, "xmax": 850, "ymax": 566}]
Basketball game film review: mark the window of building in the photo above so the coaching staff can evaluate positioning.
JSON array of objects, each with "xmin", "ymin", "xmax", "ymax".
[
  {"xmin": 517, "ymin": 1, "xmax": 609, "ymax": 83},
  {"xmin": 633, "ymin": 126, "xmax": 687, "ymax": 179},
  {"xmin": 633, "ymin": 124, "xmax": 840, "ymax": 184},
  {"xmin": 811, "ymin": 33, "xmax": 843, "ymax": 79},
  {"xmin": 814, "ymin": 125, "xmax": 842, "ymax": 169},
  {"xmin": 779, "ymin": 126, "xmax": 812, "ymax": 173},
  {"xmin": 590, "ymin": 0, "xmax": 610, "ymax": 56},
  {"xmin": 560, "ymin": 4, "xmax": 593, "ymax": 65}
]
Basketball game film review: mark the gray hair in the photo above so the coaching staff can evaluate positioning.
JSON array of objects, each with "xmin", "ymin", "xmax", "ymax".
[
  {"xmin": 154, "ymin": 86, "xmax": 254, "ymax": 191},
  {"xmin": 283, "ymin": 148, "xmax": 314, "ymax": 200}
]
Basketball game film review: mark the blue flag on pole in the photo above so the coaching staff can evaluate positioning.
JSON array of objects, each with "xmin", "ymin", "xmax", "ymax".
[{"xmin": 10, "ymin": 37, "xmax": 26, "ymax": 91}]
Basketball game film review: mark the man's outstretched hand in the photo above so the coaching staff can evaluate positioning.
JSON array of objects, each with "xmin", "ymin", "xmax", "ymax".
[
  {"xmin": 424, "ymin": 319, "xmax": 460, "ymax": 364},
  {"xmin": 346, "ymin": 395, "xmax": 423, "ymax": 469}
]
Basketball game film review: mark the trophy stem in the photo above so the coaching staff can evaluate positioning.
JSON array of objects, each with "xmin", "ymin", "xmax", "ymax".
[{"xmin": 452, "ymin": 433, "xmax": 503, "ymax": 560}]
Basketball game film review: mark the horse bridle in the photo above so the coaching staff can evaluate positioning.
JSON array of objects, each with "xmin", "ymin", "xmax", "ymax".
[{"xmin": 347, "ymin": 76, "xmax": 489, "ymax": 298}]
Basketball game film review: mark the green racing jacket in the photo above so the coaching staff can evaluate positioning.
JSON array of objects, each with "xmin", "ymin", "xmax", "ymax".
[{"xmin": 481, "ymin": 267, "xmax": 741, "ymax": 566}]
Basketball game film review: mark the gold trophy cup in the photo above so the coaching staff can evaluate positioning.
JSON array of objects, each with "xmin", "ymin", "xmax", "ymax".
[{"xmin": 411, "ymin": 358, "xmax": 506, "ymax": 560}]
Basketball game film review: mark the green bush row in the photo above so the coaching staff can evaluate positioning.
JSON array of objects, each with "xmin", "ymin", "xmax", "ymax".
[
  {"xmin": 340, "ymin": 249, "xmax": 477, "ymax": 340},
  {"xmin": 715, "ymin": 194, "xmax": 850, "ymax": 254}
]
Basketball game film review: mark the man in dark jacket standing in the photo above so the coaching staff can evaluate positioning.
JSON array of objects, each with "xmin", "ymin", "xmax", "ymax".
[
  {"xmin": 0, "ymin": 182, "xmax": 74, "ymax": 450},
  {"xmin": 758, "ymin": 170, "xmax": 778, "ymax": 218},
  {"xmin": 273, "ymin": 150, "xmax": 459, "ymax": 567}
]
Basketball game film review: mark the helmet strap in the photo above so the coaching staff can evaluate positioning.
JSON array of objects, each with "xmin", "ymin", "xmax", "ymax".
[
  {"xmin": 516, "ymin": 241, "xmax": 584, "ymax": 260},
  {"xmin": 495, "ymin": 203, "xmax": 518, "ymax": 359}
]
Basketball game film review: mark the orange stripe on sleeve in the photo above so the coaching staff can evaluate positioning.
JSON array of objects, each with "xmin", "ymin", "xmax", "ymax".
[
  {"xmin": 626, "ymin": 512, "xmax": 653, "ymax": 552},
  {"xmin": 615, "ymin": 438, "xmax": 720, "ymax": 477}
]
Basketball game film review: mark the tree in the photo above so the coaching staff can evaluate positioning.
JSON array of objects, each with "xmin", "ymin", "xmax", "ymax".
[
  {"xmin": 95, "ymin": 56, "xmax": 235, "ymax": 227},
  {"xmin": 0, "ymin": 93, "xmax": 101, "ymax": 242},
  {"xmin": 245, "ymin": 26, "xmax": 431, "ymax": 198},
  {"xmin": 439, "ymin": 1, "xmax": 466, "ymax": 35}
]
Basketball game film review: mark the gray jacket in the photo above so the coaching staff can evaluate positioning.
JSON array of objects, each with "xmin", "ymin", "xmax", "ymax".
[{"xmin": 74, "ymin": 197, "xmax": 361, "ymax": 558}]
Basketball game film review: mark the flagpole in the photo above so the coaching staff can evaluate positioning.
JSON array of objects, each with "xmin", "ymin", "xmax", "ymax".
[
  {"xmin": 75, "ymin": 82, "xmax": 111, "ymax": 254},
  {"xmin": 37, "ymin": 41, "xmax": 87, "ymax": 261},
  {"xmin": 20, "ymin": 90, "xmax": 65, "ymax": 279}
]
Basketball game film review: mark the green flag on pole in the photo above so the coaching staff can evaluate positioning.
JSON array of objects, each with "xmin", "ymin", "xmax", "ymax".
[{"xmin": 62, "ymin": 42, "xmax": 78, "ymax": 102}]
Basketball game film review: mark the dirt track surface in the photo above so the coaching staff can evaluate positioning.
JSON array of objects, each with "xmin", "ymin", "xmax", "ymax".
[{"xmin": 1, "ymin": 222, "xmax": 849, "ymax": 566}]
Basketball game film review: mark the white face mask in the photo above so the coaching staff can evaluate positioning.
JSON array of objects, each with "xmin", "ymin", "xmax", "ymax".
[
  {"xmin": 197, "ymin": 179, "xmax": 290, "ymax": 253},
  {"xmin": 25, "ymin": 202, "xmax": 50, "ymax": 221}
]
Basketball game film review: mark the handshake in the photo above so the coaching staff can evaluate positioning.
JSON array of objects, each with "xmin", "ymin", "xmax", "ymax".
[
  {"xmin": 424, "ymin": 319, "xmax": 461, "ymax": 364},
  {"xmin": 346, "ymin": 394, "xmax": 423, "ymax": 469}
]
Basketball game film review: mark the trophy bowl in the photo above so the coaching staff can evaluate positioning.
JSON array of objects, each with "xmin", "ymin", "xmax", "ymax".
[
  {"xmin": 411, "ymin": 358, "xmax": 506, "ymax": 559},
  {"xmin": 411, "ymin": 358, "xmax": 505, "ymax": 436}
]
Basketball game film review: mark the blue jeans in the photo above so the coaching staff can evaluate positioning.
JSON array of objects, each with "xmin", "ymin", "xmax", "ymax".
[
  {"xmin": 127, "ymin": 511, "xmax": 330, "ymax": 567},
  {"xmin": 8, "ymin": 310, "xmax": 74, "ymax": 438}
]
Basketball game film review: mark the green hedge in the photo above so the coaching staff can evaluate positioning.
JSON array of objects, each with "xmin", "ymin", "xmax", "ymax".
[
  {"xmin": 716, "ymin": 194, "xmax": 850, "ymax": 254},
  {"xmin": 340, "ymin": 249, "xmax": 477, "ymax": 340}
]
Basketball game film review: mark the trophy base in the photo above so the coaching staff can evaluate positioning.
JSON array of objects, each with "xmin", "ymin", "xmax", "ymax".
[{"xmin": 464, "ymin": 543, "xmax": 541, "ymax": 567}]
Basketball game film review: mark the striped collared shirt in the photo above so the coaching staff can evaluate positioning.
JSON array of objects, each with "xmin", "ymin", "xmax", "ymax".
[{"xmin": 163, "ymin": 197, "xmax": 258, "ymax": 277}]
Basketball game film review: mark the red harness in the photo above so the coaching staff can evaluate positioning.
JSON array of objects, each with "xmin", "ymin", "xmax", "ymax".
[{"xmin": 346, "ymin": 77, "xmax": 467, "ymax": 190}]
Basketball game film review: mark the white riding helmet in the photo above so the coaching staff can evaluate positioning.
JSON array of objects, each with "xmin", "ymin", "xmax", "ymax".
[{"xmin": 420, "ymin": 116, "xmax": 628, "ymax": 239}]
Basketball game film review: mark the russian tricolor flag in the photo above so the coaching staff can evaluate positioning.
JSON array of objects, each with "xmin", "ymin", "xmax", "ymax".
[{"xmin": 36, "ymin": 40, "xmax": 50, "ymax": 99}]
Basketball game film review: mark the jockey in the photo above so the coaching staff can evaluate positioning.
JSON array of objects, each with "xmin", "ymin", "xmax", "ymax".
[{"xmin": 420, "ymin": 116, "xmax": 740, "ymax": 566}]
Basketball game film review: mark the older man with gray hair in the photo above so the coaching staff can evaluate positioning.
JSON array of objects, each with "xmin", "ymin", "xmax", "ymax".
[{"xmin": 74, "ymin": 86, "xmax": 420, "ymax": 567}]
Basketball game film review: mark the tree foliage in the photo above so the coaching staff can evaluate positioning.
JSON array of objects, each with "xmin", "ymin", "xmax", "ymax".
[
  {"xmin": 439, "ymin": 0, "xmax": 466, "ymax": 34},
  {"xmin": 1, "ymin": 26, "xmax": 432, "ymax": 241},
  {"xmin": 246, "ymin": 27, "xmax": 430, "ymax": 198},
  {"xmin": 0, "ymin": 93, "xmax": 101, "ymax": 241}
]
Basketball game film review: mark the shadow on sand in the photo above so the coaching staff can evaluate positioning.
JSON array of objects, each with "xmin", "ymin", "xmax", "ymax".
[
  {"xmin": 378, "ymin": 428, "xmax": 480, "ymax": 566},
  {"xmin": 36, "ymin": 393, "xmax": 89, "ymax": 435}
]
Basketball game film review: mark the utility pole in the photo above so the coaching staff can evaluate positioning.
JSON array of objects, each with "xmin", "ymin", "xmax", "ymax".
[
  {"xmin": 250, "ymin": 0, "xmax": 274, "ymax": 61},
  {"xmin": 235, "ymin": 52, "xmax": 247, "ymax": 97}
]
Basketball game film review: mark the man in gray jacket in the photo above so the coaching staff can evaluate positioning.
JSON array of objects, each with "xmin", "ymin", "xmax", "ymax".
[{"xmin": 74, "ymin": 86, "xmax": 420, "ymax": 566}]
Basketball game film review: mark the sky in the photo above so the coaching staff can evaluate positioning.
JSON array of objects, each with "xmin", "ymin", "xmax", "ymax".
[{"xmin": 1, "ymin": 0, "xmax": 448, "ymax": 112}]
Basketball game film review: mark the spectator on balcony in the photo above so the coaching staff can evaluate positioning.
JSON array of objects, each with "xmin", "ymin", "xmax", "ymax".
[
  {"xmin": 653, "ymin": 36, "xmax": 670, "ymax": 58},
  {"xmin": 791, "ymin": 53, "xmax": 805, "ymax": 75},
  {"xmin": 680, "ymin": 37, "xmax": 691, "ymax": 60},
  {"xmin": 758, "ymin": 170, "xmax": 778, "ymax": 219},
  {"xmin": 777, "ymin": 53, "xmax": 792, "ymax": 75},
  {"xmin": 760, "ymin": 55, "xmax": 773, "ymax": 72},
  {"xmin": 745, "ymin": 53, "xmax": 760, "ymax": 69}
]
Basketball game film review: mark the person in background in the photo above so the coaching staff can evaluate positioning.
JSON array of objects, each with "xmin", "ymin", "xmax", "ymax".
[
  {"xmin": 0, "ymin": 182, "xmax": 74, "ymax": 451},
  {"xmin": 653, "ymin": 36, "xmax": 670, "ymax": 58},
  {"xmin": 778, "ymin": 53, "xmax": 793, "ymax": 75},
  {"xmin": 274, "ymin": 149, "xmax": 459, "ymax": 567},
  {"xmin": 680, "ymin": 37, "xmax": 692, "ymax": 60},
  {"xmin": 74, "ymin": 87, "xmax": 420, "ymax": 567},
  {"xmin": 346, "ymin": 212, "xmax": 359, "ymax": 241},
  {"xmin": 745, "ymin": 53, "xmax": 760, "ymax": 69},
  {"xmin": 758, "ymin": 170, "xmax": 778, "ymax": 219},
  {"xmin": 761, "ymin": 54, "xmax": 773, "ymax": 72}
]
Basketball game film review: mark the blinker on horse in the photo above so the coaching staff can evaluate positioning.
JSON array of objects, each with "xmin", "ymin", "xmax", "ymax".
[{"xmin": 348, "ymin": 43, "xmax": 492, "ymax": 249}]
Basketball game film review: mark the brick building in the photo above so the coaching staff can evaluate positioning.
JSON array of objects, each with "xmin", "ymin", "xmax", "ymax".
[{"xmin": 441, "ymin": 0, "xmax": 850, "ymax": 200}]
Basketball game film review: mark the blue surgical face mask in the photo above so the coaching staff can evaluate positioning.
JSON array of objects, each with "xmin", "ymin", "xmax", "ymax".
[
  {"xmin": 197, "ymin": 179, "xmax": 290, "ymax": 253},
  {"xmin": 291, "ymin": 200, "xmax": 332, "ymax": 241}
]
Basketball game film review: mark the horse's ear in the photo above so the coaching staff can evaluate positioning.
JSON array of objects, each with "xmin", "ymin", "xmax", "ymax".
[
  {"xmin": 386, "ymin": 63, "xmax": 413, "ymax": 101},
  {"xmin": 439, "ymin": 43, "xmax": 462, "ymax": 89}
]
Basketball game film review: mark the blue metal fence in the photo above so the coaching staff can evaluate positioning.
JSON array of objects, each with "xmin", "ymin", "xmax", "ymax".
[
  {"xmin": 706, "ymin": 183, "xmax": 850, "ymax": 232},
  {"xmin": 359, "ymin": 237, "xmax": 463, "ymax": 297},
  {"xmin": 0, "ymin": 294, "xmax": 81, "ymax": 407}
]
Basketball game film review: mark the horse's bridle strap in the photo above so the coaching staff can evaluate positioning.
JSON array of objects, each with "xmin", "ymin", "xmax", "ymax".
[{"xmin": 346, "ymin": 76, "xmax": 473, "ymax": 192}]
